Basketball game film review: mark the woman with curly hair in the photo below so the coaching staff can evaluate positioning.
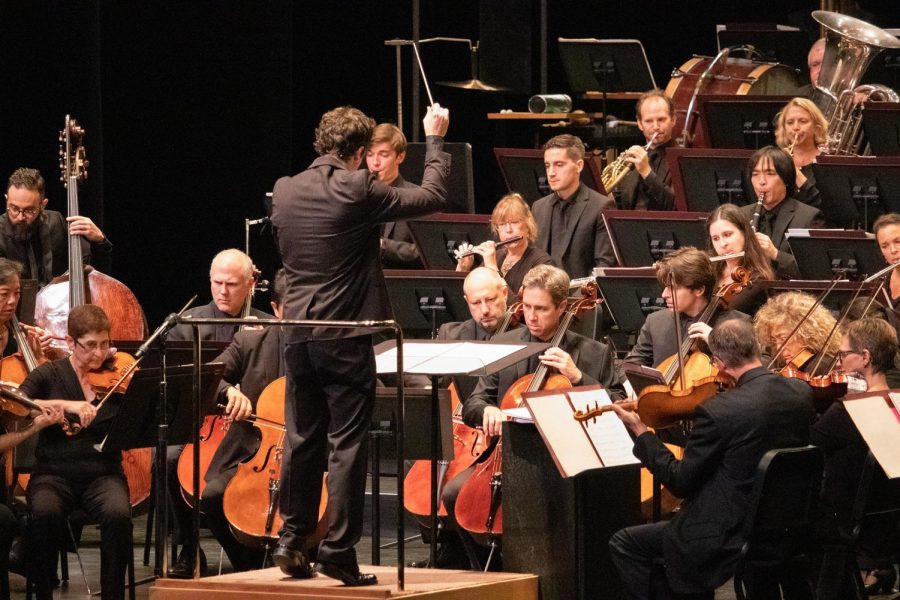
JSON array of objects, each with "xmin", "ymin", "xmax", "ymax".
[
  {"xmin": 706, "ymin": 203, "xmax": 776, "ymax": 288},
  {"xmin": 774, "ymin": 97, "xmax": 828, "ymax": 208},
  {"xmin": 754, "ymin": 290, "xmax": 840, "ymax": 373}
]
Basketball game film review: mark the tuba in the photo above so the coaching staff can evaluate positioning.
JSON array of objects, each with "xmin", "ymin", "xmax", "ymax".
[{"xmin": 812, "ymin": 10, "xmax": 900, "ymax": 155}]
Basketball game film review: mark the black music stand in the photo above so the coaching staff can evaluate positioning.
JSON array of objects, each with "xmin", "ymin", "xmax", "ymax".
[
  {"xmin": 603, "ymin": 210, "xmax": 708, "ymax": 267},
  {"xmin": 861, "ymin": 103, "xmax": 900, "ymax": 157},
  {"xmin": 812, "ymin": 156, "xmax": 900, "ymax": 230},
  {"xmin": 398, "ymin": 142, "xmax": 475, "ymax": 214},
  {"xmin": 593, "ymin": 267, "xmax": 662, "ymax": 352},
  {"xmin": 16, "ymin": 279, "xmax": 39, "ymax": 323},
  {"xmin": 557, "ymin": 38, "xmax": 656, "ymax": 94},
  {"xmin": 383, "ymin": 270, "xmax": 468, "ymax": 339},
  {"xmin": 112, "ymin": 340, "xmax": 228, "ymax": 367},
  {"xmin": 406, "ymin": 215, "xmax": 491, "ymax": 271},
  {"xmin": 668, "ymin": 148, "xmax": 754, "ymax": 212},
  {"xmin": 697, "ymin": 95, "xmax": 793, "ymax": 149},
  {"xmin": 494, "ymin": 147, "xmax": 606, "ymax": 204},
  {"xmin": 786, "ymin": 230, "xmax": 885, "ymax": 281},
  {"xmin": 716, "ymin": 26, "xmax": 808, "ymax": 72},
  {"xmin": 755, "ymin": 280, "xmax": 883, "ymax": 320}
]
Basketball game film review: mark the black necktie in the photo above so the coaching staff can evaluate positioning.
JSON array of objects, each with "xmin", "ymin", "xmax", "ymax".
[{"xmin": 550, "ymin": 200, "xmax": 570, "ymax": 258}]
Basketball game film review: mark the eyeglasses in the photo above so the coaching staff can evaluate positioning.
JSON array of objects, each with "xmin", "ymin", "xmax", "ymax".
[
  {"xmin": 74, "ymin": 339, "xmax": 111, "ymax": 353},
  {"xmin": 6, "ymin": 204, "xmax": 40, "ymax": 218},
  {"xmin": 835, "ymin": 349, "xmax": 860, "ymax": 362}
]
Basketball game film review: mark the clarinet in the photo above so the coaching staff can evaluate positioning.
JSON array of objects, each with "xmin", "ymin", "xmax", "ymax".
[{"xmin": 750, "ymin": 193, "xmax": 766, "ymax": 232}]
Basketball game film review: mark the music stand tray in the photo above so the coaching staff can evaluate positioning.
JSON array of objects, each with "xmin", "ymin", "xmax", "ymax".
[
  {"xmin": 603, "ymin": 210, "xmax": 708, "ymax": 267},
  {"xmin": 786, "ymin": 229, "xmax": 884, "ymax": 281},
  {"xmin": 812, "ymin": 156, "xmax": 900, "ymax": 229},
  {"xmin": 861, "ymin": 103, "xmax": 900, "ymax": 157},
  {"xmin": 697, "ymin": 95, "xmax": 793, "ymax": 149},
  {"xmin": 557, "ymin": 38, "xmax": 656, "ymax": 93},
  {"xmin": 406, "ymin": 214, "xmax": 491, "ymax": 270},
  {"xmin": 667, "ymin": 148, "xmax": 754, "ymax": 212},
  {"xmin": 383, "ymin": 270, "xmax": 468, "ymax": 338},
  {"xmin": 494, "ymin": 147, "xmax": 606, "ymax": 204}
]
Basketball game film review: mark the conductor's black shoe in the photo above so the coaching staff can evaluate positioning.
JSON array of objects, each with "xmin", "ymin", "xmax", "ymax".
[
  {"xmin": 315, "ymin": 560, "xmax": 378, "ymax": 586},
  {"xmin": 168, "ymin": 547, "xmax": 207, "ymax": 579},
  {"xmin": 273, "ymin": 545, "xmax": 315, "ymax": 579}
]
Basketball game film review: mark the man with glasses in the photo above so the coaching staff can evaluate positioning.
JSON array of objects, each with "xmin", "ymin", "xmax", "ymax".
[{"xmin": 1, "ymin": 168, "xmax": 111, "ymax": 286}]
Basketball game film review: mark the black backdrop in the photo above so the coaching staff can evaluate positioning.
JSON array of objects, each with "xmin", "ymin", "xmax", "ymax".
[{"xmin": 0, "ymin": 0, "xmax": 892, "ymax": 326}]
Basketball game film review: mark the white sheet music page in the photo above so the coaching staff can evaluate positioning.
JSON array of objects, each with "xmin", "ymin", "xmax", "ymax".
[
  {"xmin": 845, "ymin": 394, "xmax": 900, "ymax": 479},
  {"xmin": 375, "ymin": 342, "xmax": 526, "ymax": 375},
  {"xmin": 567, "ymin": 388, "xmax": 639, "ymax": 467}
]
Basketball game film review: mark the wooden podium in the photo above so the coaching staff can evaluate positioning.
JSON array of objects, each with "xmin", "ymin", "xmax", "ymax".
[{"xmin": 502, "ymin": 420, "xmax": 641, "ymax": 599}]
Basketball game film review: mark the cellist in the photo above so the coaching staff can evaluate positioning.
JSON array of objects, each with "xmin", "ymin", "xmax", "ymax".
[{"xmin": 451, "ymin": 264, "xmax": 625, "ymax": 568}]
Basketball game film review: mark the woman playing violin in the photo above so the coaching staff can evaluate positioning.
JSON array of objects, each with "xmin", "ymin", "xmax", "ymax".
[
  {"xmin": 455, "ymin": 193, "xmax": 557, "ymax": 300},
  {"xmin": 706, "ymin": 203, "xmax": 775, "ymax": 289},
  {"xmin": 774, "ymin": 97, "xmax": 828, "ymax": 209},
  {"xmin": 754, "ymin": 291, "xmax": 840, "ymax": 374},
  {"xmin": 19, "ymin": 304, "xmax": 131, "ymax": 600}
]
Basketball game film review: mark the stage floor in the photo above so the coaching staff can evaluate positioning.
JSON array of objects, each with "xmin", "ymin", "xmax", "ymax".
[{"xmin": 149, "ymin": 565, "xmax": 538, "ymax": 599}]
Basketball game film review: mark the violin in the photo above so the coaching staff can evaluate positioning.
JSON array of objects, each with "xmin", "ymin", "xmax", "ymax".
[{"xmin": 0, "ymin": 382, "xmax": 80, "ymax": 432}]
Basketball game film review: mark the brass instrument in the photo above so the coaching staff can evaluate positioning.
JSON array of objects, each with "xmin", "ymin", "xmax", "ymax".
[
  {"xmin": 601, "ymin": 132, "xmax": 657, "ymax": 193},
  {"xmin": 812, "ymin": 10, "xmax": 900, "ymax": 155}
]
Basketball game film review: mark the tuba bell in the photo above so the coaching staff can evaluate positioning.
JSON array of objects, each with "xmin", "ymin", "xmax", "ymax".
[{"xmin": 812, "ymin": 10, "xmax": 900, "ymax": 155}]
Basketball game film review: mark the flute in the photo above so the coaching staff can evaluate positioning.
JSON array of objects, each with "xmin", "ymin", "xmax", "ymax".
[
  {"xmin": 456, "ymin": 236, "xmax": 524, "ymax": 259},
  {"xmin": 750, "ymin": 193, "xmax": 766, "ymax": 232}
]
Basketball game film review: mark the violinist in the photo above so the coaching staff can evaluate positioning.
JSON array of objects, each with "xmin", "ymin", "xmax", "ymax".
[
  {"xmin": 753, "ymin": 291, "xmax": 840, "ymax": 375},
  {"xmin": 812, "ymin": 318, "xmax": 900, "ymax": 598},
  {"xmin": 20, "ymin": 304, "xmax": 132, "ymax": 600},
  {"xmin": 609, "ymin": 318, "xmax": 815, "ymax": 600},
  {"xmin": 773, "ymin": 97, "xmax": 827, "ymax": 209},
  {"xmin": 706, "ymin": 203, "xmax": 775, "ymax": 289},
  {"xmin": 623, "ymin": 247, "xmax": 748, "ymax": 370},
  {"xmin": 738, "ymin": 146, "xmax": 825, "ymax": 280},
  {"xmin": 0, "ymin": 168, "xmax": 111, "ymax": 286}
]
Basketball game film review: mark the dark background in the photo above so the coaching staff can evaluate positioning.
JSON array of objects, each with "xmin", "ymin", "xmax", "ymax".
[{"xmin": 0, "ymin": 0, "xmax": 893, "ymax": 326}]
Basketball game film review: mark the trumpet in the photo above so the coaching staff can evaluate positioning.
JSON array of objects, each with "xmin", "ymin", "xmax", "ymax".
[
  {"xmin": 600, "ymin": 132, "xmax": 657, "ymax": 193},
  {"xmin": 785, "ymin": 133, "xmax": 797, "ymax": 158}
]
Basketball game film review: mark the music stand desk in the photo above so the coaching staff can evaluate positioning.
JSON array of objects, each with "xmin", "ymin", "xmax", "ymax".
[
  {"xmin": 786, "ymin": 229, "xmax": 883, "ymax": 280},
  {"xmin": 603, "ymin": 210, "xmax": 708, "ymax": 267},
  {"xmin": 667, "ymin": 148, "xmax": 754, "ymax": 212},
  {"xmin": 407, "ymin": 214, "xmax": 491, "ymax": 271},
  {"xmin": 812, "ymin": 155, "xmax": 900, "ymax": 229},
  {"xmin": 697, "ymin": 95, "xmax": 794, "ymax": 149},
  {"xmin": 494, "ymin": 147, "xmax": 606, "ymax": 204}
]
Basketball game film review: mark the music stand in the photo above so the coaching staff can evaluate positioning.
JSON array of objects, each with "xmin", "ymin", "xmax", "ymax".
[
  {"xmin": 754, "ymin": 280, "xmax": 883, "ymax": 320},
  {"xmin": 668, "ymin": 148, "xmax": 754, "ymax": 212},
  {"xmin": 697, "ymin": 95, "xmax": 793, "ymax": 149},
  {"xmin": 557, "ymin": 38, "xmax": 656, "ymax": 94},
  {"xmin": 716, "ymin": 26, "xmax": 808, "ymax": 72},
  {"xmin": 786, "ymin": 230, "xmax": 885, "ymax": 281},
  {"xmin": 812, "ymin": 156, "xmax": 900, "ymax": 229},
  {"xmin": 593, "ymin": 267, "xmax": 662, "ymax": 352},
  {"xmin": 494, "ymin": 147, "xmax": 606, "ymax": 204},
  {"xmin": 16, "ymin": 279, "xmax": 39, "ymax": 323},
  {"xmin": 406, "ymin": 214, "xmax": 491, "ymax": 270},
  {"xmin": 861, "ymin": 103, "xmax": 900, "ymax": 156},
  {"xmin": 398, "ymin": 142, "xmax": 475, "ymax": 214},
  {"xmin": 112, "ymin": 340, "xmax": 229, "ymax": 367},
  {"xmin": 603, "ymin": 210, "xmax": 708, "ymax": 267},
  {"xmin": 383, "ymin": 270, "xmax": 468, "ymax": 339}
]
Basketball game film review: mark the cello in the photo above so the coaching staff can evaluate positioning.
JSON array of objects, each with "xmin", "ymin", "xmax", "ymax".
[
  {"xmin": 32, "ymin": 116, "xmax": 151, "ymax": 509},
  {"xmin": 454, "ymin": 283, "xmax": 599, "ymax": 541}
]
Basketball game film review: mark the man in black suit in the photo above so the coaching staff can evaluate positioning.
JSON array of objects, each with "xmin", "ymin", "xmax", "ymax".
[
  {"xmin": 1, "ymin": 167, "xmax": 111, "ymax": 285},
  {"xmin": 739, "ymin": 146, "xmax": 825, "ymax": 279},
  {"xmin": 616, "ymin": 90, "xmax": 676, "ymax": 211},
  {"xmin": 532, "ymin": 134, "xmax": 616, "ymax": 278},
  {"xmin": 271, "ymin": 103, "xmax": 450, "ymax": 585},
  {"xmin": 609, "ymin": 318, "xmax": 815, "ymax": 599},
  {"xmin": 366, "ymin": 123, "xmax": 424, "ymax": 269}
]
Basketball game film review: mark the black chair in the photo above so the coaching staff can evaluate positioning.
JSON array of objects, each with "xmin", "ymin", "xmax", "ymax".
[{"xmin": 733, "ymin": 446, "xmax": 824, "ymax": 600}]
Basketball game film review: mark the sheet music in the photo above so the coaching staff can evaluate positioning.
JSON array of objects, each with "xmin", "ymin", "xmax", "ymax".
[
  {"xmin": 375, "ymin": 342, "xmax": 526, "ymax": 375},
  {"xmin": 845, "ymin": 395, "xmax": 900, "ymax": 479},
  {"xmin": 567, "ymin": 388, "xmax": 639, "ymax": 467}
]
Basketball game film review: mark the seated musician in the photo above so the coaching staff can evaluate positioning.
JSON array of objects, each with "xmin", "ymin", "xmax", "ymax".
[
  {"xmin": 365, "ymin": 123, "xmax": 424, "ymax": 269},
  {"xmin": 874, "ymin": 213, "xmax": 900, "ymax": 308},
  {"xmin": 0, "ymin": 257, "xmax": 51, "ymax": 360},
  {"xmin": 532, "ymin": 134, "xmax": 616, "ymax": 277},
  {"xmin": 753, "ymin": 291, "xmax": 839, "ymax": 376},
  {"xmin": 616, "ymin": 89, "xmax": 676, "ymax": 211},
  {"xmin": 454, "ymin": 193, "xmax": 557, "ymax": 300},
  {"xmin": 738, "ymin": 146, "xmax": 825, "ymax": 280},
  {"xmin": 449, "ymin": 265, "xmax": 625, "ymax": 568},
  {"xmin": 774, "ymin": 97, "xmax": 827, "ymax": 209},
  {"xmin": 797, "ymin": 38, "xmax": 826, "ymax": 98},
  {"xmin": 623, "ymin": 247, "xmax": 748, "ymax": 370},
  {"xmin": 1, "ymin": 168, "xmax": 111, "ymax": 286},
  {"xmin": 813, "ymin": 318, "xmax": 900, "ymax": 598},
  {"xmin": 706, "ymin": 203, "xmax": 775, "ymax": 289},
  {"xmin": 609, "ymin": 318, "xmax": 815, "ymax": 599},
  {"xmin": 21, "ymin": 305, "xmax": 132, "ymax": 600}
]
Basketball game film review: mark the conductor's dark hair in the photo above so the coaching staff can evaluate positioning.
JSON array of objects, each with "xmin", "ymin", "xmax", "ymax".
[
  {"xmin": 747, "ymin": 146, "xmax": 796, "ymax": 195},
  {"xmin": 708, "ymin": 318, "xmax": 761, "ymax": 368},
  {"xmin": 314, "ymin": 106, "xmax": 376, "ymax": 160}
]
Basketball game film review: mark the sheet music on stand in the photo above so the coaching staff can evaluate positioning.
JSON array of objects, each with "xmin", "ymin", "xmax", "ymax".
[
  {"xmin": 522, "ymin": 385, "xmax": 639, "ymax": 478},
  {"xmin": 844, "ymin": 391, "xmax": 900, "ymax": 479},
  {"xmin": 375, "ymin": 340, "xmax": 546, "ymax": 376}
]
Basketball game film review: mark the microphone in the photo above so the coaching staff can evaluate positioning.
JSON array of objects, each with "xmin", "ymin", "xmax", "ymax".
[
  {"xmin": 134, "ymin": 295, "xmax": 198, "ymax": 359},
  {"xmin": 247, "ymin": 217, "xmax": 270, "ymax": 226}
]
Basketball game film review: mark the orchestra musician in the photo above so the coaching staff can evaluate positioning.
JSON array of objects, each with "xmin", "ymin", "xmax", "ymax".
[
  {"xmin": 0, "ymin": 258, "xmax": 51, "ymax": 361},
  {"xmin": 21, "ymin": 305, "xmax": 132, "ymax": 600},
  {"xmin": 532, "ymin": 134, "xmax": 616, "ymax": 277},
  {"xmin": 874, "ymin": 213, "xmax": 900, "ymax": 307},
  {"xmin": 1, "ymin": 168, "xmax": 111, "ymax": 286},
  {"xmin": 609, "ymin": 318, "xmax": 815, "ymax": 600},
  {"xmin": 706, "ymin": 203, "xmax": 775, "ymax": 289},
  {"xmin": 270, "ymin": 103, "xmax": 450, "ymax": 585},
  {"xmin": 365, "ymin": 123, "xmax": 424, "ymax": 269},
  {"xmin": 616, "ymin": 89, "xmax": 677, "ymax": 211},
  {"xmin": 813, "ymin": 318, "xmax": 900, "ymax": 598},
  {"xmin": 623, "ymin": 247, "xmax": 747, "ymax": 370},
  {"xmin": 454, "ymin": 193, "xmax": 557, "ymax": 300},
  {"xmin": 798, "ymin": 38, "xmax": 826, "ymax": 98},
  {"xmin": 738, "ymin": 146, "xmax": 826, "ymax": 280},
  {"xmin": 774, "ymin": 97, "xmax": 828, "ymax": 209},
  {"xmin": 754, "ymin": 291, "xmax": 840, "ymax": 375}
]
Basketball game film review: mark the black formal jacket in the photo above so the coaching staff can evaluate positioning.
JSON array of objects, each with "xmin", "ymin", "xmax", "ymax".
[
  {"xmin": 496, "ymin": 244, "xmax": 556, "ymax": 300},
  {"xmin": 167, "ymin": 301, "xmax": 272, "ymax": 343},
  {"xmin": 381, "ymin": 175, "xmax": 424, "ymax": 269},
  {"xmin": 616, "ymin": 142, "xmax": 675, "ymax": 211},
  {"xmin": 533, "ymin": 183, "xmax": 616, "ymax": 278},
  {"xmin": 205, "ymin": 326, "xmax": 284, "ymax": 479},
  {"xmin": 272, "ymin": 136, "xmax": 450, "ymax": 342},
  {"xmin": 634, "ymin": 367, "xmax": 814, "ymax": 593},
  {"xmin": 739, "ymin": 196, "xmax": 825, "ymax": 279},
  {"xmin": 0, "ymin": 210, "xmax": 112, "ymax": 285},
  {"xmin": 462, "ymin": 326, "xmax": 626, "ymax": 428},
  {"xmin": 435, "ymin": 318, "xmax": 494, "ymax": 399}
]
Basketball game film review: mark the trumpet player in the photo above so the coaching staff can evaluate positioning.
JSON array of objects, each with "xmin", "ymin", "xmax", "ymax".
[
  {"xmin": 774, "ymin": 97, "xmax": 828, "ymax": 209},
  {"xmin": 617, "ymin": 89, "xmax": 677, "ymax": 211}
]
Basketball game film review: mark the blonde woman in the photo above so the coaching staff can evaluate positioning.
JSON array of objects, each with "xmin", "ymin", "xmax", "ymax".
[
  {"xmin": 754, "ymin": 290, "xmax": 840, "ymax": 373},
  {"xmin": 774, "ymin": 97, "xmax": 828, "ymax": 208}
]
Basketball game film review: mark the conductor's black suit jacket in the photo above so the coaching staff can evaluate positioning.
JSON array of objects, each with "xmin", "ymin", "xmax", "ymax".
[
  {"xmin": 633, "ymin": 367, "xmax": 814, "ymax": 593},
  {"xmin": 271, "ymin": 136, "xmax": 450, "ymax": 342}
]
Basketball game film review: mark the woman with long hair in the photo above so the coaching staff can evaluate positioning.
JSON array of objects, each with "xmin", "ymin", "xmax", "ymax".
[{"xmin": 706, "ymin": 203, "xmax": 775, "ymax": 288}]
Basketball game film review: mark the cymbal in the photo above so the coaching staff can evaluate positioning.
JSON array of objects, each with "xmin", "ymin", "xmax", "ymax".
[{"xmin": 436, "ymin": 78, "xmax": 511, "ymax": 92}]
